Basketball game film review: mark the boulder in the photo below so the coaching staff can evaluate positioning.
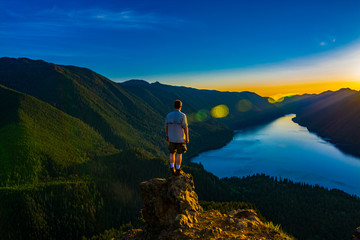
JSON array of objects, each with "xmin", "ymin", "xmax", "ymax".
[{"xmin": 139, "ymin": 173, "xmax": 201, "ymax": 234}]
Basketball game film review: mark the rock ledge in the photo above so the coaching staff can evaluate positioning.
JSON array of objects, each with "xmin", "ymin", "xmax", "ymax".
[{"xmin": 119, "ymin": 173, "xmax": 292, "ymax": 240}]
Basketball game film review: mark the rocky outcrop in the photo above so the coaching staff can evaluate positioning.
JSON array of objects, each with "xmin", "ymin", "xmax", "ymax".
[
  {"xmin": 140, "ymin": 173, "xmax": 201, "ymax": 235},
  {"xmin": 351, "ymin": 227, "xmax": 360, "ymax": 240},
  {"xmin": 119, "ymin": 173, "xmax": 292, "ymax": 240}
]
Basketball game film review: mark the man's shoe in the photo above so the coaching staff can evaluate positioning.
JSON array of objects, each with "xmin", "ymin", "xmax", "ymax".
[
  {"xmin": 170, "ymin": 167, "xmax": 176, "ymax": 176},
  {"xmin": 175, "ymin": 168, "xmax": 184, "ymax": 176}
]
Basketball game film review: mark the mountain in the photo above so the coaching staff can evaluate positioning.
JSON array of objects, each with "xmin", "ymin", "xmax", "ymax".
[
  {"xmin": 0, "ymin": 57, "xmax": 281, "ymax": 239},
  {"xmin": 0, "ymin": 57, "xmax": 282, "ymax": 159},
  {"xmin": 0, "ymin": 57, "xmax": 167, "ymax": 156},
  {"xmin": 1, "ymin": 57, "xmax": 360, "ymax": 240},
  {"xmin": 278, "ymin": 88, "xmax": 360, "ymax": 156},
  {"xmin": 0, "ymin": 85, "xmax": 117, "ymax": 186}
]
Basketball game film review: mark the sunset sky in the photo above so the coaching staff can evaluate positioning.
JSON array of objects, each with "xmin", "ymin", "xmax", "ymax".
[{"xmin": 1, "ymin": 0, "xmax": 360, "ymax": 98}]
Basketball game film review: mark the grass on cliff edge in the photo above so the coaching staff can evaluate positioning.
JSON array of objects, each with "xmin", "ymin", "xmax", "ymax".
[
  {"xmin": 201, "ymin": 201, "xmax": 296, "ymax": 240},
  {"xmin": 84, "ymin": 201, "xmax": 296, "ymax": 240}
]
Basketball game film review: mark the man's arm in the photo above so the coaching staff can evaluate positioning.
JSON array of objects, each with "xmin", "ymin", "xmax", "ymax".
[
  {"xmin": 184, "ymin": 127, "xmax": 189, "ymax": 144},
  {"xmin": 166, "ymin": 126, "xmax": 169, "ymax": 142},
  {"xmin": 182, "ymin": 114, "xmax": 189, "ymax": 144}
]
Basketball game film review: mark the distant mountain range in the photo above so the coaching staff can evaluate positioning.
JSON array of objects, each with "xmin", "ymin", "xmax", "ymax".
[
  {"xmin": 0, "ymin": 57, "xmax": 359, "ymax": 240},
  {"xmin": 278, "ymin": 88, "xmax": 360, "ymax": 157}
]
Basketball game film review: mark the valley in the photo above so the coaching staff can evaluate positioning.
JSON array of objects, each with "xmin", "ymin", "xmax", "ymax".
[{"xmin": 1, "ymin": 57, "xmax": 360, "ymax": 240}]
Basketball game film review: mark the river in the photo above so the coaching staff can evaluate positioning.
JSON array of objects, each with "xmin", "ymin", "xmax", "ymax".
[{"xmin": 191, "ymin": 114, "xmax": 360, "ymax": 197}]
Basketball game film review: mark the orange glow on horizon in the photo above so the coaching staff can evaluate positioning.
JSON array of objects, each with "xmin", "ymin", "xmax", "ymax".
[
  {"xmin": 144, "ymin": 40, "xmax": 360, "ymax": 99},
  {"xmin": 205, "ymin": 81, "xmax": 360, "ymax": 99}
]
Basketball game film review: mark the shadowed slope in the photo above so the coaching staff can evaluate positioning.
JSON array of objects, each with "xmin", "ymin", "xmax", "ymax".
[
  {"xmin": 279, "ymin": 88, "xmax": 360, "ymax": 156},
  {"xmin": 0, "ymin": 57, "xmax": 165, "ymax": 156},
  {"xmin": 0, "ymin": 85, "xmax": 118, "ymax": 186}
]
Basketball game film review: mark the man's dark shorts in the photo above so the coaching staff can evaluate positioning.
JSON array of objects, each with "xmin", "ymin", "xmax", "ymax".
[{"xmin": 168, "ymin": 142, "xmax": 187, "ymax": 154}]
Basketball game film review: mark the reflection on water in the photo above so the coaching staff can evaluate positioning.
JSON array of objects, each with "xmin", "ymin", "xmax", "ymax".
[{"xmin": 191, "ymin": 114, "xmax": 360, "ymax": 197}]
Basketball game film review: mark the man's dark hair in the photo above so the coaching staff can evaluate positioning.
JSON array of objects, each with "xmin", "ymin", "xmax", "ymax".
[{"xmin": 174, "ymin": 100, "xmax": 182, "ymax": 109}]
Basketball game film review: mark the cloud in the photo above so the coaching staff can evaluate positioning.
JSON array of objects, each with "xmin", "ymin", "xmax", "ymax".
[
  {"xmin": 69, "ymin": 9, "xmax": 159, "ymax": 24},
  {"xmin": 0, "ymin": 6, "xmax": 187, "ymax": 63},
  {"xmin": 317, "ymin": 35, "xmax": 337, "ymax": 48},
  {"xmin": 4, "ymin": 7, "xmax": 185, "ymax": 30}
]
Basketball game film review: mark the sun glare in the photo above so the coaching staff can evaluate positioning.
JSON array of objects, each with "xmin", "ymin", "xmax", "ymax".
[{"xmin": 211, "ymin": 105, "xmax": 229, "ymax": 118}]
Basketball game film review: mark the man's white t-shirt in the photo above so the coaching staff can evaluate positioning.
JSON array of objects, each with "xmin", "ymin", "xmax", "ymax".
[{"xmin": 165, "ymin": 110, "xmax": 188, "ymax": 143}]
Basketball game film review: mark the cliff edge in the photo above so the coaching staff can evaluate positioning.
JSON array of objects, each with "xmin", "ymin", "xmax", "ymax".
[{"xmin": 119, "ymin": 173, "xmax": 292, "ymax": 240}]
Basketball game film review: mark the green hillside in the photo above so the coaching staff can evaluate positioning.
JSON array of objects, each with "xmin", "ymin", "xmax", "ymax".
[
  {"xmin": 0, "ymin": 57, "xmax": 166, "ymax": 156},
  {"xmin": 0, "ymin": 83, "xmax": 171, "ymax": 238},
  {"xmin": 0, "ymin": 85, "xmax": 118, "ymax": 186}
]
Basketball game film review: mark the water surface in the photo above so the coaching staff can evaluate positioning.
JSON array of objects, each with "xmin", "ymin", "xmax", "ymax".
[{"xmin": 191, "ymin": 114, "xmax": 360, "ymax": 196}]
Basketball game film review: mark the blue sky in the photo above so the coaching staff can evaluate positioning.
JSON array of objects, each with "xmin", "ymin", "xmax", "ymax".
[{"xmin": 1, "ymin": 0, "xmax": 360, "ymax": 96}]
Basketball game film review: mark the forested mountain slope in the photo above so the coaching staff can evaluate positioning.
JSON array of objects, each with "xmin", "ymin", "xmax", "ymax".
[
  {"xmin": 0, "ymin": 85, "xmax": 117, "ymax": 186},
  {"xmin": 0, "ymin": 57, "xmax": 169, "ymax": 157},
  {"xmin": 278, "ymin": 88, "xmax": 360, "ymax": 156}
]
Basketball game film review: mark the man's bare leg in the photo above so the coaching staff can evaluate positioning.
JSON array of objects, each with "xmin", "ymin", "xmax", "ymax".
[
  {"xmin": 176, "ymin": 153, "xmax": 182, "ymax": 170},
  {"xmin": 170, "ymin": 153, "xmax": 175, "ymax": 167}
]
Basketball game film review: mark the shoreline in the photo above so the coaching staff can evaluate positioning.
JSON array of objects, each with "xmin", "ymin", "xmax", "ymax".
[
  {"xmin": 292, "ymin": 117, "xmax": 360, "ymax": 159},
  {"xmin": 188, "ymin": 114, "xmax": 360, "ymax": 198}
]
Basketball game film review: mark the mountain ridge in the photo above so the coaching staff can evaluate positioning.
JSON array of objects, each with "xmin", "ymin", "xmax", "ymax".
[
  {"xmin": 0, "ymin": 57, "xmax": 285, "ymax": 160},
  {"xmin": 0, "ymin": 57, "xmax": 236, "ymax": 157}
]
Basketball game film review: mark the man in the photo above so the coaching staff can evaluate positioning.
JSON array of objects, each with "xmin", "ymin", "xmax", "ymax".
[{"xmin": 165, "ymin": 100, "xmax": 189, "ymax": 176}]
